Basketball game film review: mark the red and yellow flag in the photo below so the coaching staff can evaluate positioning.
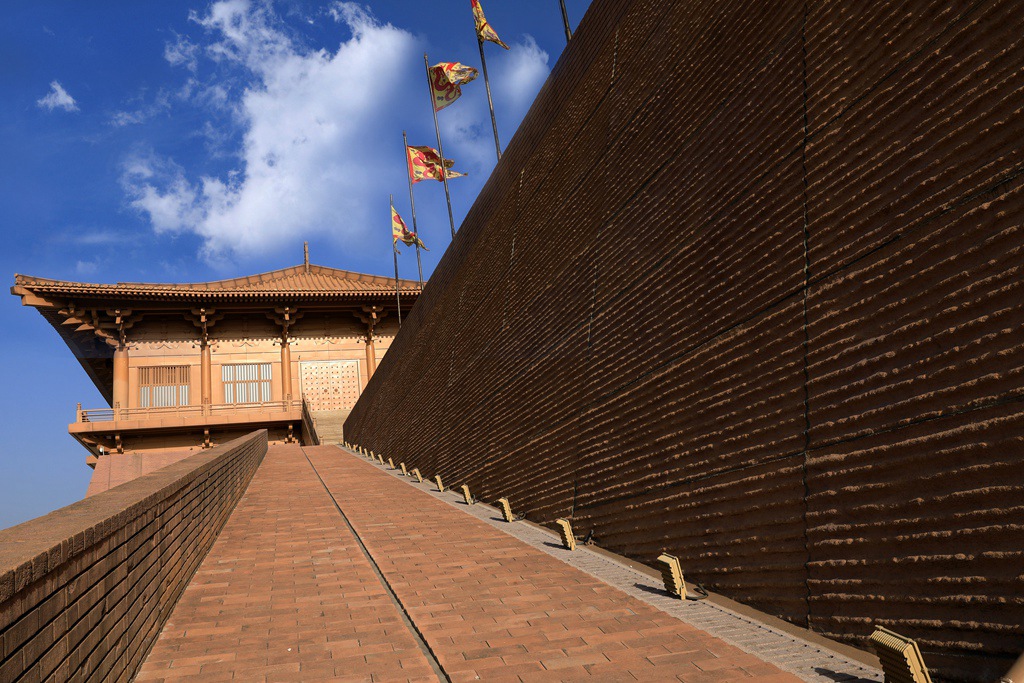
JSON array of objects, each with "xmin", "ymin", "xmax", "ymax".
[
  {"xmin": 406, "ymin": 145, "xmax": 466, "ymax": 183},
  {"xmin": 429, "ymin": 62, "xmax": 479, "ymax": 112},
  {"xmin": 391, "ymin": 205, "xmax": 427, "ymax": 250},
  {"xmin": 471, "ymin": 0, "xmax": 509, "ymax": 49}
]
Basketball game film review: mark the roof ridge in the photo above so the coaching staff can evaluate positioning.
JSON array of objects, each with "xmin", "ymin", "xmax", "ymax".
[{"xmin": 14, "ymin": 263, "xmax": 421, "ymax": 292}]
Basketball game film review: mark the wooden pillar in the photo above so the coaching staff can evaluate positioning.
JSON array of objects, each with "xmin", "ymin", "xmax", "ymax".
[
  {"xmin": 201, "ymin": 342, "xmax": 212, "ymax": 413},
  {"xmin": 186, "ymin": 307, "xmax": 221, "ymax": 414},
  {"xmin": 280, "ymin": 339, "xmax": 292, "ymax": 401},
  {"xmin": 267, "ymin": 306, "xmax": 301, "ymax": 403},
  {"xmin": 364, "ymin": 333, "xmax": 377, "ymax": 380},
  {"xmin": 113, "ymin": 344, "xmax": 129, "ymax": 419},
  {"xmin": 355, "ymin": 305, "xmax": 385, "ymax": 384}
]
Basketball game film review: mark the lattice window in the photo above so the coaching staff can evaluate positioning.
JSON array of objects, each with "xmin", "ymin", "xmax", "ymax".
[
  {"xmin": 139, "ymin": 365, "xmax": 190, "ymax": 408},
  {"xmin": 222, "ymin": 363, "xmax": 272, "ymax": 404}
]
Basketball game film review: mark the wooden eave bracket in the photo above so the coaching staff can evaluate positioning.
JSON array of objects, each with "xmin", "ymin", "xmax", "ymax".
[
  {"xmin": 185, "ymin": 307, "xmax": 225, "ymax": 344},
  {"xmin": 77, "ymin": 433, "xmax": 120, "ymax": 458},
  {"xmin": 355, "ymin": 304, "xmax": 387, "ymax": 337},
  {"xmin": 266, "ymin": 306, "xmax": 304, "ymax": 340},
  {"xmin": 62, "ymin": 308, "xmax": 144, "ymax": 348}
]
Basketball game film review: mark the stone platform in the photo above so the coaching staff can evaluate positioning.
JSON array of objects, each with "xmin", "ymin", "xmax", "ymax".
[{"xmin": 135, "ymin": 445, "xmax": 880, "ymax": 682}]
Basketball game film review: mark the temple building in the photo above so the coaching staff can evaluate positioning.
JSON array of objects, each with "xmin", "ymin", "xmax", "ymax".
[{"xmin": 11, "ymin": 258, "xmax": 418, "ymax": 495}]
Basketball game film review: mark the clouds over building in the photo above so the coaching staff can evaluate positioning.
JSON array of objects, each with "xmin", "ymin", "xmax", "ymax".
[
  {"xmin": 123, "ymin": 0, "xmax": 420, "ymax": 261},
  {"xmin": 121, "ymin": 0, "xmax": 551, "ymax": 264}
]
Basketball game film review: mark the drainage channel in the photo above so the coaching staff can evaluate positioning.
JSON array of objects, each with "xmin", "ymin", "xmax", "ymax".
[{"xmin": 300, "ymin": 447, "xmax": 450, "ymax": 683}]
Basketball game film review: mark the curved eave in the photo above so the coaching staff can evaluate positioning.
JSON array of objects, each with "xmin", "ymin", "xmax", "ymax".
[
  {"xmin": 37, "ymin": 307, "xmax": 114, "ymax": 406},
  {"xmin": 12, "ymin": 287, "xmax": 422, "ymax": 301}
]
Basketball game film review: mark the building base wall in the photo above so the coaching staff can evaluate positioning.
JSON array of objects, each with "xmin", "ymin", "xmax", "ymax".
[
  {"xmin": 84, "ymin": 426, "xmax": 298, "ymax": 496},
  {"xmin": 86, "ymin": 449, "xmax": 195, "ymax": 497}
]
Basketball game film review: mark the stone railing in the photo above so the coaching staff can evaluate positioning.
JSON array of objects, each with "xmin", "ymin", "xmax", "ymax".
[
  {"xmin": 77, "ymin": 400, "xmax": 301, "ymax": 423},
  {"xmin": 300, "ymin": 397, "xmax": 320, "ymax": 446},
  {"xmin": 0, "ymin": 430, "xmax": 268, "ymax": 682}
]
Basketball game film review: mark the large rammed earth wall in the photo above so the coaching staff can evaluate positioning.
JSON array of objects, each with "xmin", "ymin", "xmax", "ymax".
[{"xmin": 344, "ymin": 1, "xmax": 1024, "ymax": 679}]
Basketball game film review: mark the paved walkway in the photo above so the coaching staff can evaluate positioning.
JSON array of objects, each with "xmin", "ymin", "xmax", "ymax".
[
  {"xmin": 135, "ymin": 444, "xmax": 872, "ymax": 682},
  {"xmin": 352, "ymin": 450, "xmax": 881, "ymax": 683},
  {"xmin": 136, "ymin": 445, "xmax": 438, "ymax": 682}
]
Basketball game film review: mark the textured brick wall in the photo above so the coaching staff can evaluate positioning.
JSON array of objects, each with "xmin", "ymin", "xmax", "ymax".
[
  {"xmin": 0, "ymin": 430, "xmax": 267, "ymax": 682},
  {"xmin": 344, "ymin": 0, "xmax": 1024, "ymax": 679}
]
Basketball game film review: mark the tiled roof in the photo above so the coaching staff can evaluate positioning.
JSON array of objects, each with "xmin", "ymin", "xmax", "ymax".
[{"xmin": 13, "ymin": 264, "xmax": 421, "ymax": 299}]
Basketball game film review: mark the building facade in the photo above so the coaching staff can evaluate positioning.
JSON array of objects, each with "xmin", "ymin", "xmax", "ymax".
[{"xmin": 12, "ymin": 262, "xmax": 418, "ymax": 495}]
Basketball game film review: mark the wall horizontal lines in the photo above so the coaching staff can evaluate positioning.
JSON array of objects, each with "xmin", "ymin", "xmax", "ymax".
[{"xmin": 345, "ymin": 1, "xmax": 1024, "ymax": 679}]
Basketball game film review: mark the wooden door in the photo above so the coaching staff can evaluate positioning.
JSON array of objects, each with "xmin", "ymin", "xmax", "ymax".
[{"xmin": 299, "ymin": 360, "xmax": 361, "ymax": 411}]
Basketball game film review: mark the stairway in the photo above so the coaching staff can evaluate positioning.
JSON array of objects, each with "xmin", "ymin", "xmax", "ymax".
[{"xmin": 310, "ymin": 409, "xmax": 350, "ymax": 444}]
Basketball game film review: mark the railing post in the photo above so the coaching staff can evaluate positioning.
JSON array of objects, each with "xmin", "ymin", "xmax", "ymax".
[{"xmin": 76, "ymin": 402, "xmax": 83, "ymax": 423}]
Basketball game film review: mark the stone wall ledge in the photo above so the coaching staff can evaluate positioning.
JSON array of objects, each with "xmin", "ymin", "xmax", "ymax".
[{"xmin": 0, "ymin": 429, "xmax": 268, "ymax": 682}]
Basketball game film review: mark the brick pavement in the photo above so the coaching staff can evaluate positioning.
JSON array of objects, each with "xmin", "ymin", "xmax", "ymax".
[
  {"xmin": 302, "ymin": 445, "xmax": 800, "ymax": 683},
  {"xmin": 348, "ymin": 448, "xmax": 881, "ymax": 683},
  {"xmin": 136, "ymin": 443, "xmax": 811, "ymax": 682},
  {"xmin": 136, "ymin": 445, "xmax": 438, "ymax": 683}
]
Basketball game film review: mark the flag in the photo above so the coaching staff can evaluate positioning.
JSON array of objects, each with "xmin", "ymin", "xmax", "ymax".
[
  {"xmin": 429, "ymin": 62, "xmax": 479, "ymax": 112},
  {"xmin": 443, "ymin": 157, "xmax": 467, "ymax": 179},
  {"xmin": 471, "ymin": 0, "xmax": 509, "ymax": 49},
  {"xmin": 392, "ymin": 205, "xmax": 428, "ymax": 250},
  {"xmin": 406, "ymin": 145, "xmax": 467, "ymax": 183}
]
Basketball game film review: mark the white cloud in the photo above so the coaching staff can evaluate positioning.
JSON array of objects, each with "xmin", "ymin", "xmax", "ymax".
[
  {"xmin": 75, "ymin": 259, "xmax": 100, "ymax": 276},
  {"xmin": 111, "ymin": 89, "xmax": 172, "ymax": 127},
  {"xmin": 165, "ymin": 34, "xmax": 200, "ymax": 73},
  {"xmin": 111, "ymin": 110, "xmax": 148, "ymax": 127},
  {"xmin": 73, "ymin": 231, "xmax": 125, "ymax": 246},
  {"xmin": 440, "ymin": 104, "xmax": 494, "ymax": 172},
  {"xmin": 192, "ymin": 0, "xmax": 294, "ymax": 68},
  {"xmin": 37, "ymin": 81, "xmax": 79, "ymax": 112},
  {"xmin": 124, "ymin": 0, "xmax": 419, "ymax": 261},
  {"xmin": 496, "ymin": 36, "xmax": 550, "ymax": 112},
  {"xmin": 122, "ymin": 153, "xmax": 204, "ymax": 234}
]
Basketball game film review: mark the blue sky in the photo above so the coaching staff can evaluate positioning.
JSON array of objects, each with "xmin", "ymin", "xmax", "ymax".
[{"xmin": 0, "ymin": 0, "xmax": 592, "ymax": 529}]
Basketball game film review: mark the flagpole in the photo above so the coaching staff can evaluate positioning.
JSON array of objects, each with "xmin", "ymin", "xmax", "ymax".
[
  {"xmin": 389, "ymin": 194, "xmax": 402, "ymax": 328},
  {"xmin": 424, "ymin": 54, "xmax": 458, "ymax": 240},
  {"xmin": 402, "ymin": 130, "xmax": 425, "ymax": 288},
  {"xmin": 559, "ymin": 0, "xmax": 572, "ymax": 42},
  {"xmin": 477, "ymin": 39, "xmax": 502, "ymax": 161}
]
